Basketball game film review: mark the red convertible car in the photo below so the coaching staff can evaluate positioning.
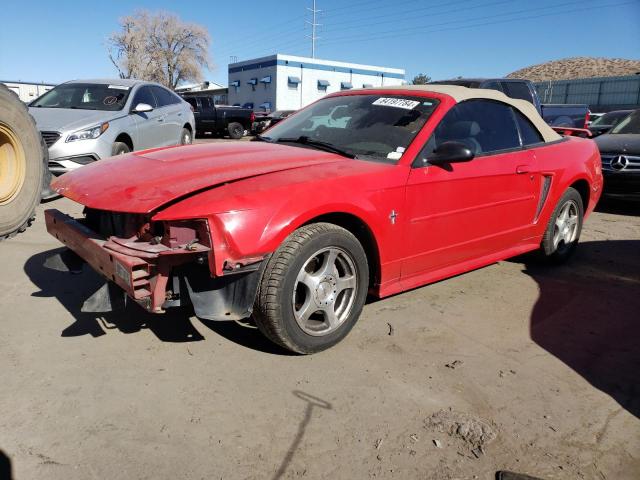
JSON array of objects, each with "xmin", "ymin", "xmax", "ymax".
[{"xmin": 45, "ymin": 85, "xmax": 603, "ymax": 353}]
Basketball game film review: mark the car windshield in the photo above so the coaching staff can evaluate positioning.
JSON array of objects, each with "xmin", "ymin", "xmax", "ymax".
[
  {"xmin": 30, "ymin": 83, "xmax": 132, "ymax": 111},
  {"xmin": 260, "ymin": 94, "xmax": 439, "ymax": 161},
  {"xmin": 591, "ymin": 111, "xmax": 631, "ymax": 127},
  {"xmin": 610, "ymin": 110, "xmax": 640, "ymax": 134}
]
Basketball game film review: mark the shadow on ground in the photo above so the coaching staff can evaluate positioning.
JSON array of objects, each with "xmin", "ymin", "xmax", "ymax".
[
  {"xmin": 518, "ymin": 240, "xmax": 640, "ymax": 419},
  {"xmin": 24, "ymin": 247, "xmax": 291, "ymax": 354},
  {"xmin": 595, "ymin": 195, "xmax": 640, "ymax": 217}
]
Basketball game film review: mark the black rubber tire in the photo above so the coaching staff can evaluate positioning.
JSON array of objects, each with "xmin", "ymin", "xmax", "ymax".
[
  {"xmin": 180, "ymin": 128, "xmax": 192, "ymax": 145},
  {"xmin": 111, "ymin": 142, "xmax": 130, "ymax": 156},
  {"xmin": 0, "ymin": 84, "xmax": 44, "ymax": 240},
  {"xmin": 228, "ymin": 122, "xmax": 244, "ymax": 139},
  {"xmin": 540, "ymin": 187, "xmax": 584, "ymax": 264},
  {"xmin": 253, "ymin": 223, "xmax": 369, "ymax": 354}
]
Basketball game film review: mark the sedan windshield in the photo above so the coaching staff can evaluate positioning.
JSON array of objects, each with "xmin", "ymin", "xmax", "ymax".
[
  {"xmin": 31, "ymin": 83, "xmax": 132, "ymax": 111},
  {"xmin": 260, "ymin": 94, "xmax": 440, "ymax": 161},
  {"xmin": 610, "ymin": 109, "xmax": 640, "ymax": 134},
  {"xmin": 591, "ymin": 110, "xmax": 631, "ymax": 127}
]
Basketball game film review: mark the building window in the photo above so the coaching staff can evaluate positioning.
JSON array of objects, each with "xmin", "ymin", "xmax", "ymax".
[
  {"xmin": 317, "ymin": 79, "xmax": 330, "ymax": 91},
  {"xmin": 288, "ymin": 76, "xmax": 301, "ymax": 89},
  {"xmin": 260, "ymin": 76, "xmax": 272, "ymax": 84},
  {"xmin": 363, "ymin": 83, "xmax": 373, "ymax": 88},
  {"xmin": 341, "ymin": 82, "xmax": 353, "ymax": 90}
]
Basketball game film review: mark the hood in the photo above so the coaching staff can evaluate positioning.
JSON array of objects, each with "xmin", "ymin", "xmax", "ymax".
[
  {"xmin": 28, "ymin": 107, "xmax": 124, "ymax": 132},
  {"xmin": 52, "ymin": 142, "xmax": 346, "ymax": 213},
  {"xmin": 595, "ymin": 134, "xmax": 640, "ymax": 155}
]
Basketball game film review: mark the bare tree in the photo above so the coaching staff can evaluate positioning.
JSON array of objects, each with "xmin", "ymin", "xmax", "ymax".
[
  {"xmin": 108, "ymin": 10, "xmax": 211, "ymax": 89},
  {"xmin": 411, "ymin": 73, "xmax": 432, "ymax": 85}
]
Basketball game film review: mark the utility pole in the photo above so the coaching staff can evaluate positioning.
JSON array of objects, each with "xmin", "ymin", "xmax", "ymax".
[{"xmin": 306, "ymin": 0, "xmax": 321, "ymax": 58}]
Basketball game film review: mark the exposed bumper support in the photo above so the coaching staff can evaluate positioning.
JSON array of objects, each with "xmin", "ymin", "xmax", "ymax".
[{"xmin": 44, "ymin": 209, "xmax": 208, "ymax": 313}]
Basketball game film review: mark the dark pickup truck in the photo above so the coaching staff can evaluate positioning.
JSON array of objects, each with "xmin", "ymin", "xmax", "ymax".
[
  {"xmin": 183, "ymin": 96, "xmax": 255, "ymax": 139},
  {"xmin": 430, "ymin": 78, "xmax": 590, "ymax": 129}
]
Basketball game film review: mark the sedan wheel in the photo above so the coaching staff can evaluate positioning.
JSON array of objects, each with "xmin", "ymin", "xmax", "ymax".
[
  {"xmin": 254, "ymin": 223, "xmax": 369, "ymax": 354},
  {"xmin": 180, "ymin": 128, "xmax": 192, "ymax": 145}
]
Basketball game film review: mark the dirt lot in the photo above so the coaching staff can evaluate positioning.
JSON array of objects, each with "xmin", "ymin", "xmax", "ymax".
[{"xmin": 0, "ymin": 170, "xmax": 639, "ymax": 479}]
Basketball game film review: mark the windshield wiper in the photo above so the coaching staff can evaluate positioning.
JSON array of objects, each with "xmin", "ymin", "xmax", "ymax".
[{"xmin": 276, "ymin": 136, "xmax": 356, "ymax": 158}]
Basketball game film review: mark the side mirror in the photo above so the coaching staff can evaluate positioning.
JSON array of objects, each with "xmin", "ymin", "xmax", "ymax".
[
  {"xmin": 132, "ymin": 103, "xmax": 153, "ymax": 113},
  {"xmin": 426, "ymin": 141, "xmax": 475, "ymax": 165}
]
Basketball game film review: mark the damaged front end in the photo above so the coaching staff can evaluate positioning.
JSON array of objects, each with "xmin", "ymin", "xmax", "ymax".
[{"xmin": 44, "ymin": 208, "xmax": 265, "ymax": 321}]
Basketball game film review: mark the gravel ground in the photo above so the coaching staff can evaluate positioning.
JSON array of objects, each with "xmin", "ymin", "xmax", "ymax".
[{"xmin": 0, "ymin": 170, "xmax": 638, "ymax": 479}]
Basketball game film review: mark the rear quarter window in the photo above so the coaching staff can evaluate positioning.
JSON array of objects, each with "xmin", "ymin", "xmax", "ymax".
[{"xmin": 513, "ymin": 109, "xmax": 544, "ymax": 145}]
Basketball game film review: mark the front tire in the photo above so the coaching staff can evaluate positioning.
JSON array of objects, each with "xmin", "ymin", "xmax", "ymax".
[
  {"xmin": 253, "ymin": 223, "xmax": 369, "ymax": 354},
  {"xmin": 111, "ymin": 142, "xmax": 130, "ymax": 156},
  {"xmin": 540, "ymin": 187, "xmax": 584, "ymax": 263},
  {"xmin": 180, "ymin": 128, "xmax": 192, "ymax": 145}
]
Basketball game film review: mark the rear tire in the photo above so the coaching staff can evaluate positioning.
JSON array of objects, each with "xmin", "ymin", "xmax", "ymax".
[
  {"xmin": 111, "ymin": 142, "xmax": 130, "ymax": 156},
  {"xmin": 540, "ymin": 187, "xmax": 583, "ymax": 263},
  {"xmin": 228, "ymin": 122, "xmax": 244, "ymax": 139},
  {"xmin": 0, "ymin": 84, "xmax": 44, "ymax": 240},
  {"xmin": 253, "ymin": 223, "xmax": 369, "ymax": 354}
]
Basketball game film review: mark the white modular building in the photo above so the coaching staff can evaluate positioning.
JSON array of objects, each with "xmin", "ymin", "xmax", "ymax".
[
  {"xmin": 227, "ymin": 54, "xmax": 405, "ymax": 112},
  {"xmin": 1, "ymin": 80, "xmax": 56, "ymax": 103}
]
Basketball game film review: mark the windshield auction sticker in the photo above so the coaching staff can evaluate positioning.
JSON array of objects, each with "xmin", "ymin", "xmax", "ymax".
[{"xmin": 372, "ymin": 98, "xmax": 420, "ymax": 109}]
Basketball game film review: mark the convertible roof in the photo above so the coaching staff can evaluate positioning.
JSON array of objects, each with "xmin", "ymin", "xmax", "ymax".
[{"xmin": 365, "ymin": 84, "xmax": 562, "ymax": 143}]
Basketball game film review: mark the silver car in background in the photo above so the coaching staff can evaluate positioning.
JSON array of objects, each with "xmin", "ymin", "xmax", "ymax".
[{"xmin": 29, "ymin": 79, "xmax": 195, "ymax": 174}]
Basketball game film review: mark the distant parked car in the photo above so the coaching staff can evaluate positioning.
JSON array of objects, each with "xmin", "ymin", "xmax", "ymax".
[
  {"xmin": 588, "ymin": 110, "xmax": 633, "ymax": 137},
  {"xmin": 252, "ymin": 110, "xmax": 296, "ymax": 133},
  {"xmin": 430, "ymin": 78, "xmax": 590, "ymax": 129},
  {"xmin": 184, "ymin": 96, "xmax": 254, "ymax": 139},
  {"xmin": 594, "ymin": 109, "xmax": 640, "ymax": 196},
  {"xmin": 29, "ymin": 79, "xmax": 195, "ymax": 174}
]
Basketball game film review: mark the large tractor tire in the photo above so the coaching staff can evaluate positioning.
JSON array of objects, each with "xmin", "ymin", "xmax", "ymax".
[{"xmin": 0, "ymin": 84, "xmax": 46, "ymax": 240}]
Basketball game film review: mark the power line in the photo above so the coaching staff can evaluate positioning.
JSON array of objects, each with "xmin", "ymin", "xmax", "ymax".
[{"xmin": 317, "ymin": 0, "xmax": 631, "ymax": 47}]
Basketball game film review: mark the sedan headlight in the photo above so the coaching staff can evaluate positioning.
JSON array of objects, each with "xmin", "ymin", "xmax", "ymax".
[{"xmin": 66, "ymin": 122, "xmax": 109, "ymax": 142}]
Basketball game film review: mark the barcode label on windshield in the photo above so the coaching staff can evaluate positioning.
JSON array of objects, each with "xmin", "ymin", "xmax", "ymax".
[{"xmin": 372, "ymin": 98, "xmax": 420, "ymax": 109}]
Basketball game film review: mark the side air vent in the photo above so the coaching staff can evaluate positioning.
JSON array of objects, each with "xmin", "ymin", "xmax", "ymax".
[{"xmin": 534, "ymin": 176, "xmax": 552, "ymax": 222}]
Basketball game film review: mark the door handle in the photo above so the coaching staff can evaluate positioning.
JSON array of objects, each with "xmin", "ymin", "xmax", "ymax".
[
  {"xmin": 157, "ymin": 117, "xmax": 164, "ymax": 122},
  {"xmin": 516, "ymin": 165, "xmax": 530, "ymax": 174},
  {"xmin": 177, "ymin": 112, "xmax": 182, "ymax": 117}
]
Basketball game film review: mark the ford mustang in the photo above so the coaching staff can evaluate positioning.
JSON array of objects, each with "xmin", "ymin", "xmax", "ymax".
[{"xmin": 45, "ymin": 85, "xmax": 603, "ymax": 353}]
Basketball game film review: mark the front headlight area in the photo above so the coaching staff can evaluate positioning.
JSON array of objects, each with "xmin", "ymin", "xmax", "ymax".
[{"xmin": 66, "ymin": 122, "xmax": 109, "ymax": 142}]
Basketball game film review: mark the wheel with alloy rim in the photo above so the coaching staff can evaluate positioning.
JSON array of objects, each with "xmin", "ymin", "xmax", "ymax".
[
  {"xmin": 540, "ymin": 187, "xmax": 584, "ymax": 263},
  {"xmin": 254, "ymin": 223, "xmax": 369, "ymax": 354},
  {"xmin": 180, "ymin": 128, "xmax": 192, "ymax": 145}
]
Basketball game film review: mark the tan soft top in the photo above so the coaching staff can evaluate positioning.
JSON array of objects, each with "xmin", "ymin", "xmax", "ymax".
[{"xmin": 365, "ymin": 84, "xmax": 561, "ymax": 142}]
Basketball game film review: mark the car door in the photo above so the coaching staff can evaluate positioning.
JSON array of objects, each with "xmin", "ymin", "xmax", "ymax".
[
  {"xmin": 130, "ymin": 85, "xmax": 162, "ymax": 150},
  {"xmin": 401, "ymin": 99, "xmax": 540, "ymax": 279},
  {"xmin": 199, "ymin": 97, "xmax": 217, "ymax": 131},
  {"xmin": 151, "ymin": 86, "xmax": 183, "ymax": 145}
]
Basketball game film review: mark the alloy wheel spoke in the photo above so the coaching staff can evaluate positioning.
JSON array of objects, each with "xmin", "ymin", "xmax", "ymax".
[
  {"xmin": 322, "ymin": 305, "xmax": 339, "ymax": 328},
  {"xmin": 318, "ymin": 249, "xmax": 339, "ymax": 277},
  {"xmin": 297, "ymin": 270, "xmax": 318, "ymax": 291},
  {"xmin": 336, "ymin": 274, "xmax": 356, "ymax": 294},
  {"xmin": 295, "ymin": 297, "xmax": 316, "ymax": 323}
]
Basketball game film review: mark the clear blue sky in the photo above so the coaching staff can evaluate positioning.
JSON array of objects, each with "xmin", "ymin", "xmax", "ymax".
[{"xmin": 1, "ymin": 0, "xmax": 639, "ymax": 86}]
